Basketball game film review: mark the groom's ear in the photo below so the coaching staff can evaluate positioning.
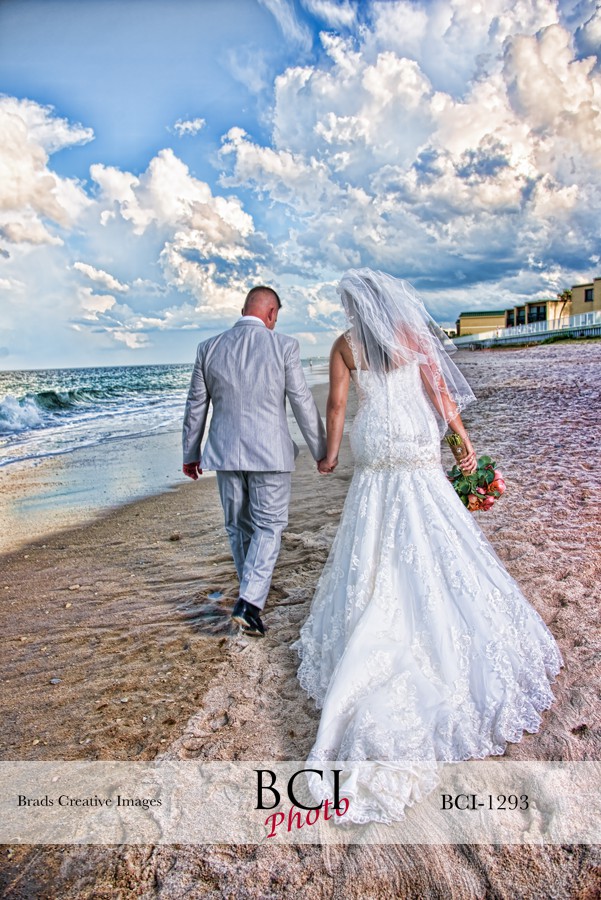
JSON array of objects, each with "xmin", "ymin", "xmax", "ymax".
[{"xmin": 267, "ymin": 305, "xmax": 279, "ymax": 329}]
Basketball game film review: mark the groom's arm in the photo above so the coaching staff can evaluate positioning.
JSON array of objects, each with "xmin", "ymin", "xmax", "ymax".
[
  {"xmin": 182, "ymin": 343, "xmax": 210, "ymax": 475},
  {"xmin": 283, "ymin": 339, "xmax": 327, "ymax": 462}
]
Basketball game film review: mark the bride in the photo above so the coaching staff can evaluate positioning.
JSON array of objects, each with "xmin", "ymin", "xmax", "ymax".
[{"xmin": 293, "ymin": 268, "xmax": 563, "ymax": 825}]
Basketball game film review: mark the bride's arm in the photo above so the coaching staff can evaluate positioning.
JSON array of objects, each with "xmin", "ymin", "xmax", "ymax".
[
  {"xmin": 419, "ymin": 366, "xmax": 477, "ymax": 474},
  {"xmin": 319, "ymin": 336, "xmax": 351, "ymax": 474},
  {"xmin": 395, "ymin": 324, "xmax": 477, "ymax": 473}
]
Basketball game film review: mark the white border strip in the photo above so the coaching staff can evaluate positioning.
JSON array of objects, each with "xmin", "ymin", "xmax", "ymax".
[{"xmin": 1, "ymin": 761, "xmax": 599, "ymax": 844}]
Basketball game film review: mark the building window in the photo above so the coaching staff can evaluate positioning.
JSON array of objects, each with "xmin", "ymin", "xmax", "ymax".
[
  {"xmin": 506, "ymin": 311, "xmax": 515, "ymax": 327},
  {"xmin": 528, "ymin": 304, "xmax": 547, "ymax": 323},
  {"xmin": 516, "ymin": 308, "xmax": 526, "ymax": 325},
  {"xmin": 585, "ymin": 288, "xmax": 594, "ymax": 302}
]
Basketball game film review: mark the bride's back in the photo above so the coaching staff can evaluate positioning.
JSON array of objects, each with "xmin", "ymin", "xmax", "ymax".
[{"xmin": 350, "ymin": 365, "xmax": 442, "ymax": 470}]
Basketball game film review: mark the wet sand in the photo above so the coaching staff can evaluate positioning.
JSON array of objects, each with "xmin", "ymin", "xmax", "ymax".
[
  {"xmin": 0, "ymin": 429, "xmax": 193, "ymax": 557},
  {"xmin": 1, "ymin": 345, "xmax": 601, "ymax": 898}
]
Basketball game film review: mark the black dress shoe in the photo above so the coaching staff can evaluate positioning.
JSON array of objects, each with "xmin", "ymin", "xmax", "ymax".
[{"xmin": 231, "ymin": 598, "xmax": 266, "ymax": 637}]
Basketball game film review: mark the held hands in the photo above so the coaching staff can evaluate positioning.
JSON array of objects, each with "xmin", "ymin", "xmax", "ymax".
[
  {"xmin": 318, "ymin": 456, "xmax": 338, "ymax": 474},
  {"xmin": 183, "ymin": 462, "xmax": 203, "ymax": 480}
]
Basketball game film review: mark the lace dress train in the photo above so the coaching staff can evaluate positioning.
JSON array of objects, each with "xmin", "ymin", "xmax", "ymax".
[{"xmin": 293, "ymin": 364, "xmax": 562, "ymax": 824}]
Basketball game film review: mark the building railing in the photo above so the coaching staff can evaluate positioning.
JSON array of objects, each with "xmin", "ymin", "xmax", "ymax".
[{"xmin": 453, "ymin": 311, "xmax": 601, "ymax": 346}]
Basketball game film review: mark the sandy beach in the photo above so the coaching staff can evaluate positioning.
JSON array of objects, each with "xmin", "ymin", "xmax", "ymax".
[{"xmin": 1, "ymin": 343, "xmax": 600, "ymax": 898}]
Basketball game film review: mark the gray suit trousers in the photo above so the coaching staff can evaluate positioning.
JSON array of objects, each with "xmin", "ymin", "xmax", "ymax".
[{"xmin": 216, "ymin": 470, "xmax": 292, "ymax": 611}]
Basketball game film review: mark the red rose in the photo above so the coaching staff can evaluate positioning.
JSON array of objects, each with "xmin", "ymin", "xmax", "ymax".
[{"xmin": 490, "ymin": 476, "xmax": 506, "ymax": 495}]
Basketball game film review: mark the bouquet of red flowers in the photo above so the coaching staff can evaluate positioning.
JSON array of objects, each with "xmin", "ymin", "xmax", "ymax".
[{"xmin": 445, "ymin": 435, "xmax": 506, "ymax": 512}]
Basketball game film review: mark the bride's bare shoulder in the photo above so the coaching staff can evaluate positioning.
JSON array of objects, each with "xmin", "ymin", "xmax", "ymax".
[
  {"xmin": 331, "ymin": 332, "xmax": 355, "ymax": 369},
  {"xmin": 331, "ymin": 332, "xmax": 348, "ymax": 351}
]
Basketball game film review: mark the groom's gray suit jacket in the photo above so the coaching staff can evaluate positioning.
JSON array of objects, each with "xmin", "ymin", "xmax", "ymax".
[{"xmin": 182, "ymin": 317, "xmax": 326, "ymax": 471}]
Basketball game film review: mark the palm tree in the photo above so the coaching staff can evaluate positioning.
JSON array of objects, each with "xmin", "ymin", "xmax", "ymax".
[{"xmin": 556, "ymin": 289, "xmax": 572, "ymax": 323}]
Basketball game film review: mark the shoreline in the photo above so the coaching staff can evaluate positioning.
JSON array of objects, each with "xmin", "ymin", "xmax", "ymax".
[
  {"xmin": 0, "ymin": 377, "xmax": 329, "ymax": 558},
  {"xmin": 0, "ymin": 428, "xmax": 189, "ymax": 558}
]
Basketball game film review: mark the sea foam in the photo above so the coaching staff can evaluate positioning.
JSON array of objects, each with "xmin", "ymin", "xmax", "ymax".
[{"xmin": 0, "ymin": 395, "xmax": 44, "ymax": 433}]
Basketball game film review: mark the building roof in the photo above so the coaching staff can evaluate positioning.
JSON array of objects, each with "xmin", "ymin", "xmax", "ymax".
[{"xmin": 458, "ymin": 310, "xmax": 506, "ymax": 317}]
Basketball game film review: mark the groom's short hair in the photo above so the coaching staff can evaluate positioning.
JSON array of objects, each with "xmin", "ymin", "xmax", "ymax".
[{"xmin": 244, "ymin": 285, "xmax": 281, "ymax": 309}]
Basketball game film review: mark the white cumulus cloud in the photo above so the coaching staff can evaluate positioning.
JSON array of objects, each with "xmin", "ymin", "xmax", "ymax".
[
  {"xmin": 172, "ymin": 117, "xmax": 206, "ymax": 137},
  {"xmin": 219, "ymin": 7, "xmax": 601, "ymax": 324},
  {"xmin": 112, "ymin": 331, "xmax": 151, "ymax": 349},
  {"xmin": 73, "ymin": 262, "xmax": 129, "ymax": 293},
  {"xmin": 77, "ymin": 286, "xmax": 116, "ymax": 319},
  {"xmin": 0, "ymin": 219, "xmax": 63, "ymax": 246},
  {"xmin": 0, "ymin": 97, "xmax": 92, "ymax": 248},
  {"xmin": 91, "ymin": 148, "xmax": 261, "ymax": 316}
]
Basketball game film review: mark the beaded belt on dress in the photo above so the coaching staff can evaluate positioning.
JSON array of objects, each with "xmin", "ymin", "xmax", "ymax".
[{"xmin": 355, "ymin": 457, "xmax": 441, "ymax": 472}]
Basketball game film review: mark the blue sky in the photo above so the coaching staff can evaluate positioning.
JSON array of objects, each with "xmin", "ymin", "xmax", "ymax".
[{"xmin": 0, "ymin": 0, "xmax": 599, "ymax": 368}]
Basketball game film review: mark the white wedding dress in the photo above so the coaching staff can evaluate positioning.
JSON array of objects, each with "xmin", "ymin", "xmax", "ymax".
[{"xmin": 293, "ymin": 363, "xmax": 563, "ymax": 824}]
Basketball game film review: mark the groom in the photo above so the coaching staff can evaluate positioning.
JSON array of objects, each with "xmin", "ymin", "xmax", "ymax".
[{"xmin": 182, "ymin": 286, "xmax": 327, "ymax": 637}]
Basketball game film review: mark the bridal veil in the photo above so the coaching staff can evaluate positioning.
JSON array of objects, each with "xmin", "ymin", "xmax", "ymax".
[{"xmin": 338, "ymin": 268, "xmax": 476, "ymax": 436}]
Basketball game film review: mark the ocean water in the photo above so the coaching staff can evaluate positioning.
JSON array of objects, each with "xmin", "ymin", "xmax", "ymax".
[
  {"xmin": 0, "ymin": 364, "xmax": 192, "ymax": 468},
  {"xmin": 0, "ymin": 360, "xmax": 329, "ymax": 468}
]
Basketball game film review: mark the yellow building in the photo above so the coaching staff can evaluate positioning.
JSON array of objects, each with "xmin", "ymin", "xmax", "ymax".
[
  {"xmin": 571, "ymin": 277, "xmax": 601, "ymax": 315},
  {"xmin": 456, "ymin": 310, "xmax": 506, "ymax": 336},
  {"xmin": 455, "ymin": 276, "xmax": 599, "ymax": 340},
  {"xmin": 505, "ymin": 298, "xmax": 568, "ymax": 328}
]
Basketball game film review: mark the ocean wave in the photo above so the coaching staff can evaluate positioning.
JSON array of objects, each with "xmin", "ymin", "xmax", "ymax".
[
  {"xmin": 0, "ymin": 396, "xmax": 44, "ymax": 433},
  {"xmin": 34, "ymin": 387, "xmax": 115, "ymax": 410},
  {"xmin": 0, "ymin": 386, "xmax": 139, "ymax": 434}
]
